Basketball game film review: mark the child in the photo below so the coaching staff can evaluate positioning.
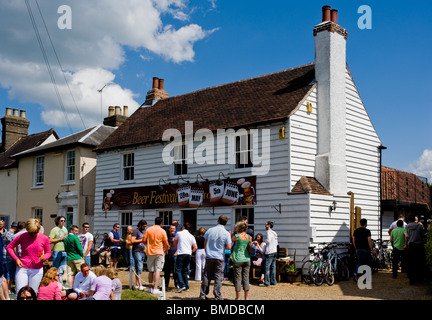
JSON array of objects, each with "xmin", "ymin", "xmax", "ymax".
[{"xmin": 106, "ymin": 267, "xmax": 122, "ymax": 300}]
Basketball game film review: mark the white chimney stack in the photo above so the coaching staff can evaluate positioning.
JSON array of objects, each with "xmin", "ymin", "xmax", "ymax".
[{"xmin": 314, "ymin": 5, "xmax": 348, "ymax": 195}]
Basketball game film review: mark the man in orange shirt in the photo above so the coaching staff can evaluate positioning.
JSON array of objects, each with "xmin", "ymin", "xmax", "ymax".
[{"xmin": 142, "ymin": 216, "xmax": 170, "ymax": 294}]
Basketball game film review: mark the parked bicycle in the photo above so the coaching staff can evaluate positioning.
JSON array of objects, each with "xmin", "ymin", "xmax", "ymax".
[
  {"xmin": 371, "ymin": 239, "xmax": 392, "ymax": 272},
  {"xmin": 326, "ymin": 242, "xmax": 350, "ymax": 281},
  {"xmin": 302, "ymin": 242, "xmax": 351, "ymax": 286},
  {"xmin": 301, "ymin": 246, "xmax": 323, "ymax": 286},
  {"xmin": 301, "ymin": 243, "xmax": 333, "ymax": 286}
]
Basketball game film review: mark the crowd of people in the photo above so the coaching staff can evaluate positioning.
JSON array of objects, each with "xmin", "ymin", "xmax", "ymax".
[
  {"xmin": 0, "ymin": 217, "xmax": 122, "ymax": 300},
  {"xmin": 2, "ymin": 211, "xmax": 431, "ymax": 301},
  {"xmin": 127, "ymin": 215, "xmax": 279, "ymax": 300},
  {"xmin": 0, "ymin": 214, "xmax": 280, "ymax": 301},
  {"xmin": 87, "ymin": 215, "xmax": 279, "ymax": 300},
  {"xmin": 352, "ymin": 214, "xmax": 431, "ymax": 285}
]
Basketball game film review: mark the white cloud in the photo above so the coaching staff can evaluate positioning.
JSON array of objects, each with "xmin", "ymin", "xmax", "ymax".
[
  {"xmin": 0, "ymin": 0, "xmax": 214, "ymax": 130},
  {"xmin": 407, "ymin": 149, "xmax": 432, "ymax": 182}
]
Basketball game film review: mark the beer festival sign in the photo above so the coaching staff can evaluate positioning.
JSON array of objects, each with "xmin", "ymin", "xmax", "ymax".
[{"xmin": 103, "ymin": 176, "xmax": 256, "ymax": 211}]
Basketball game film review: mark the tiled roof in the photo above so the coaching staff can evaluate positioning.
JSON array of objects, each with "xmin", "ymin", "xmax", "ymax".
[
  {"xmin": 96, "ymin": 63, "xmax": 316, "ymax": 152},
  {"xmin": 381, "ymin": 166, "xmax": 431, "ymax": 210},
  {"xmin": 11, "ymin": 125, "xmax": 116, "ymax": 159},
  {"xmin": 0, "ymin": 129, "xmax": 57, "ymax": 169},
  {"xmin": 290, "ymin": 176, "xmax": 331, "ymax": 195}
]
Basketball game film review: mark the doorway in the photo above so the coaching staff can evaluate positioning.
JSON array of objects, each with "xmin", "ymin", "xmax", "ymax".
[{"xmin": 182, "ymin": 210, "xmax": 197, "ymax": 233}]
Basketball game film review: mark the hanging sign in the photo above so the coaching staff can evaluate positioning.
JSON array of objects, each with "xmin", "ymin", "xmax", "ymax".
[{"xmin": 102, "ymin": 176, "xmax": 256, "ymax": 211}]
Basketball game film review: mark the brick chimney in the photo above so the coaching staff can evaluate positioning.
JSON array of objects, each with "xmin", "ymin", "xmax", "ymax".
[
  {"xmin": 103, "ymin": 105, "xmax": 128, "ymax": 127},
  {"xmin": 144, "ymin": 77, "xmax": 168, "ymax": 105},
  {"xmin": 1, "ymin": 107, "xmax": 30, "ymax": 152},
  {"xmin": 313, "ymin": 6, "xmax": 348, "ymax": 195}
]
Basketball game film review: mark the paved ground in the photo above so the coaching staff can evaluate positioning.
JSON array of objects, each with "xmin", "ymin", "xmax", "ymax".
[{"xmin": 117, "ymin": 268, "xmax": 431, "ymax": 300}]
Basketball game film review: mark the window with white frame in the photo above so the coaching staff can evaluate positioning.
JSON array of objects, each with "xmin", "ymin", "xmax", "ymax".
[
  {"xmin": 173, "ymin": 144, "xmax": 188, "ymax": 176},
  {"xmin": 65, "ymin": 150, "xmax": 75, "ymax": 183},
  {"xmin": 159, "ymin": 210, "xmax": 173, "ymax": 232},
  {"xmin": 235, "ymin": 207, "xmax": 254, "ymax": 231},
  {"xmin": 33, "ymin": 208, "xmax": 43, "ymax": 225},
  {"xmin": 235, "ymin": 133, "xmax": 253, "ymax": 169},
  {"xmin": 122, "ymin": 153, "xmax": 135, "ymax": 181},
  {"xmin": 34, "ymin": 156, "xmax": 45, "ymax": 186},
  {"xmin": 120, "ymin": 212, "xmax": 132, "ymax": 238}
]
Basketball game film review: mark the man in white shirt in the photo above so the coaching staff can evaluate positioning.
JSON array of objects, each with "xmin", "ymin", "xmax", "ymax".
[
  {"xmin": 78, "ymin": 222, "xmax": 94, "ymax": 267},
  {"xmin": 173, "ymin": 222, "xmax": 197, "ymax": 293},
  {"xmin": 261, "ymin": 221, "xmax": 278, "ymax": 287},
  {"xmin": 388, "ymin": 214, "xmax": 407, "ymax": 236},
  {"xmin": 67, "ymin": 263, "xmax": 96, "ymax": 300}
]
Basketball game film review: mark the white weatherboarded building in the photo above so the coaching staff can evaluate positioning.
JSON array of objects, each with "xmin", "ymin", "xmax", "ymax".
[{"xmin": 93, "ymin": 6, "xmax": 382, "ymax": 261}]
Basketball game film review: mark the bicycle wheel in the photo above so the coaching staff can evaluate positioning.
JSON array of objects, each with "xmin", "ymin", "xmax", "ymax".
[
  {"xmin": 385, "ymin": 249, "xmax": 393, "ymax": 270},
  {"xmin": 323, "ymin": 262, "xmax": 335, "ymax": 286},
  {"xmin": 309, "ymin": 261, "xmax": 324, "ymax": 286},
  {"xmin": 301, "ymin": 260, "xmax": 313, "ymax": 285},
  {"xmin": 336, "ymin": 258, "xmax": 350, "ymax": 281}
]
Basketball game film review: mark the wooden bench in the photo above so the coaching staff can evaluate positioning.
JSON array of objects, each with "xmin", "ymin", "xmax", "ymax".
[
  {"xmin": 250, "ymin": 247, "xmax": 297, "ymax": 282},
  {"xmin": 276, "ymin": 248, "xmax": 296, "ymax": 282}
]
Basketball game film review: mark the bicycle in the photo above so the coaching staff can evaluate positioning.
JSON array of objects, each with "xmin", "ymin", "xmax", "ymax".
[
  {"xmin": 371, "ymin": 239, "xmax": 392, "ymax": 272},
  {"xmin": 320, "ymin": 245, "xmax": 335, "ymax": 286},
  {"xmin": 326, "ymin": 242, "xmax": 350, "ymax": 281},
  {"xmin": 301, "ymin": 243, "xmax": 329, "ymax": 286}
]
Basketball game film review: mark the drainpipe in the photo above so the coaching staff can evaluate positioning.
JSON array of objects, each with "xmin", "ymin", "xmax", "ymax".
[
  {"xmin": 347, "ymin": 191, "xmax": 354, "ymax": 242},
  {"xmin": 378, "ymin": 145, "xmax": 387, "ymax": 240}
]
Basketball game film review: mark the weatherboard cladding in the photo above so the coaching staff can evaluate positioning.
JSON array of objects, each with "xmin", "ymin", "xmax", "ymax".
[{"xmin": 95, "ymin": 63, "xmax": 316, "ymax": 152}]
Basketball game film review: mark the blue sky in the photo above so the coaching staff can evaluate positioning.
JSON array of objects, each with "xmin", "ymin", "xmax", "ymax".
[{"xmin": 0, "ymin": 0, "xmax": 431, "ymax": 180}]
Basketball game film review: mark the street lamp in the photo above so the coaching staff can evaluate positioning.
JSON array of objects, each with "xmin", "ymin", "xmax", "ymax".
[{"xmin": 55, "ymin": 192, "xmax": 63, "ymax": 204}]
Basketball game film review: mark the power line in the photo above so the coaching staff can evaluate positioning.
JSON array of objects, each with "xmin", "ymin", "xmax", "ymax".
[
  {"xmin": 25, "ymin": 0, "xmax": 81, "ymax": 135},
  {"xmin": 34, "ymin": 0, "xmax": 86, "ymax": 131}
]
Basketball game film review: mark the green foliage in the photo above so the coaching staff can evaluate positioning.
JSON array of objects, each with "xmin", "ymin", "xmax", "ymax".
[{"xmin": 285, "ymin": 263, "xmax": 297, "ymax": 273}]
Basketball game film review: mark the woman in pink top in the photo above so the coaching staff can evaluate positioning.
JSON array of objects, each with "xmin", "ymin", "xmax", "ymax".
[
  {"xmin": 6, "ymin": 218, "xmax": 51, "ymax": 295},
  {"xmin": 37, "ymin": 267, "xmax": 62, "ymax": 300}
]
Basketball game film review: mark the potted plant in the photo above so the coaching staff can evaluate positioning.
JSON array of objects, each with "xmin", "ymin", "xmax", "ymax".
[{"xmin": 285, "ymin": 263, "xmax": 299, "ymax": 282}]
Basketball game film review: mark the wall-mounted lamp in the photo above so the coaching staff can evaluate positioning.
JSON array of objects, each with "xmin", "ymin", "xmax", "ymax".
[
  {"xmin": 158, "ymin": 178, "xmax": 168, "ymax": 191},
  {"xmin": 195, "ymin": 174, "xmax": 208, "ymax": 187},
  {"xmin": 217, "ymin": 172, "xmax": 230, "ymax": 185},
  {"xmin": 329, "ymin": 200, "xmax": 337, "ymax": 212},
  {"xmin": 306, "ymin": 101, "xmax": 313, "ymax": 113},
  {"xmin": 176, "ymin": 176, "xmax": 190, "ymax": 187},
  {"xmin": 278, "ymin": 127, "xmax": 285, "ymax": 139},
  {"xmin": 272, "ymin": 203, "xmax": 282, "ymax": 214},
  {"xmin": 55, "ymin": 192, "xmax": 63, "ymax": 204}
]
